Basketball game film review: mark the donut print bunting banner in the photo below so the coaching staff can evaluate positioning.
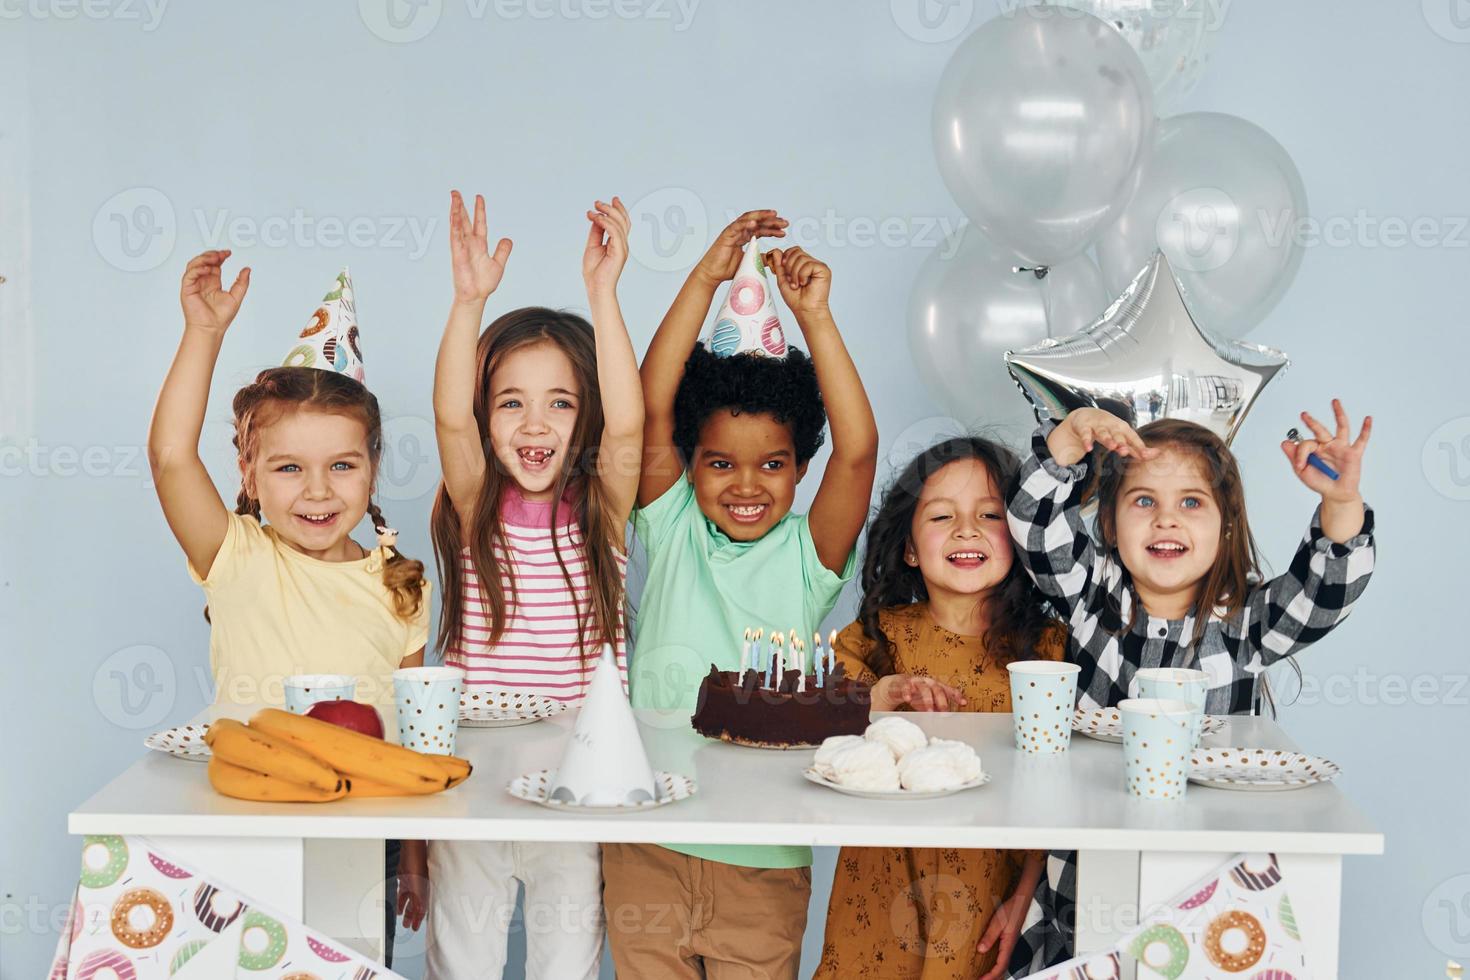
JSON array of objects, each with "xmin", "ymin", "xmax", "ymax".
[
  {"xmin": 1020, "ymin": 852, "xmax": 1312, "ymax": 980},
  {"xmin": 51, "ymin": 835, "xmax": 404, "ymax": 979},
  {"xmin": 703, "ymin": 240, "xmax": 789, "ymax": 359}
]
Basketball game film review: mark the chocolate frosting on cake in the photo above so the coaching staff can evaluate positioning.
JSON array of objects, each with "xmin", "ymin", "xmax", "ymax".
[{"xmin": 691, "ymin": 662, "xmax": 871, "ymax": 748}]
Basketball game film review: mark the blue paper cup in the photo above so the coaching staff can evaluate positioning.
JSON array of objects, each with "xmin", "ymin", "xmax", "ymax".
[
  {"xmin": 1119, "ymin": 698, "xmax": 1200, "ymax": 801},
  {"xmin": 393, "ymin": 667, "xmax": 465, "ymax": 755},
  {"xmin": 283, "ymin": 674, "xmax": 357, "ymax": 715},
  {"xmin": 1134, "ymin": 667, "xmax": 1209, "ymax": 714},
  {"xmin": 1006, "ymin": 661, "xmax": 1081, "ymax": 754}
]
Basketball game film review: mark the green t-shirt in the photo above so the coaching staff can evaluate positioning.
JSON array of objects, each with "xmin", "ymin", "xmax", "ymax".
[{"xmin": 631, "ymin": 476, "xmax": 856, "ymax": 869}]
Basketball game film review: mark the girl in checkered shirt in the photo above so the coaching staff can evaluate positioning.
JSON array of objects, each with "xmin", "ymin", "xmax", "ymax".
[{"xmin": 1003, "ymin": 402, "xmax": 1376, "ymax": 974}]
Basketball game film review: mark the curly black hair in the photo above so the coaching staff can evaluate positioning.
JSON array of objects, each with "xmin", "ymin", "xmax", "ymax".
[
  {"xmin": 672, "ymin": 345, "xmax": 827, "ymax": 467},
  {"xmin": 858, "ymin": 436, "xmax": 1056, "ymax": 673}
]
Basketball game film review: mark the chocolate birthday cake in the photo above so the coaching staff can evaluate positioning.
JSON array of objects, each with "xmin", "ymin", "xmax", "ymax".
[{"xmin": 691, "ymin": 662, "xmax": 871, "ymax": 749}]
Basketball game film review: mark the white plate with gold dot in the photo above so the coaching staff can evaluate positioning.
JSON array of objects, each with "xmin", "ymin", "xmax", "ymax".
[
  {"xmin": 1188, "ymin": 747, "xmax": 1341, "ymax": 791},
  {"xmin": 1072, "ymin": 707, "xmax": 1226, "ymax": 744},
  {"xmin": 144, "ymin": 724, "xmax": 212, "ymax": 762},
  {"xmin": 801, "ymin": 767, "xmax": 991, "ymax": 800},
  {"xmin": 459, "ymin": 690, "xmax": 568, "ymax": 728},
  {"xmin": 507, "ymin": 769, "xmax": 696, "ymax": 811}
]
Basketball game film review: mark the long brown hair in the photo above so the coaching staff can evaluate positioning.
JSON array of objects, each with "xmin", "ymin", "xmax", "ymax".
[
  {"xmin": 1093, "ymin": 418, "xmax": 1262, "ymax": 635},
  {"xmin": 430, "ymin": 307, "xmax": 624, "ymax": 671},
  {"xmin": 858, "ymin": 436, "xmax": 1053, "ymax": 671},
  {"xmin": 230, "ymin": 366, "xmax": 427, "ymax": 620}
]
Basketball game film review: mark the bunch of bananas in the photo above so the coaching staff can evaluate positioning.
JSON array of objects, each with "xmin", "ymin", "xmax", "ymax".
[{"xmin": 205, "ymin": 709, "xmax": 472, "ymax": 803}]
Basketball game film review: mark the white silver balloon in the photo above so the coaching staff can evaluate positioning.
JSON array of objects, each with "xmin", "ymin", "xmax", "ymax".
[
  {"xmin": 1005, "ymin": 251, "xmax": 1288, "ymax": 443},
  {"xmin": 907, "ymin": 225, "xmax": 1108, "ymax": 440},
  {"xmin": 931, "ymin": 7, "xmax": 1155, "ymax": 265},
  {"xmin": 1047, "ymin": 0, "xmax": 1224, "ymax": 112},
  {"xmin": 1096, "ymin": 112, "xmax": 1309, "ymax": 340}
]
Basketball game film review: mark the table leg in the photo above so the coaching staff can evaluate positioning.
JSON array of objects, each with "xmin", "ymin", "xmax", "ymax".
[
  {"xmin": 303, "ymin": 838, "xmax": 387, "ymax": 962},
  {"xmin": 1075, "ymin": 849, "xmax": 1141, "ymax": 979}
]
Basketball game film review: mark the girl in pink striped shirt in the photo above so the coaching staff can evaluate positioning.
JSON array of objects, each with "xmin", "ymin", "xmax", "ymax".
[{"xmin": 408, "ymin": 191, "xmax": 643, "ymax": 980}]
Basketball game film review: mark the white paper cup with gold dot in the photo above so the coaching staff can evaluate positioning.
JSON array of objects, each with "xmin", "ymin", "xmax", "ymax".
[
  {"xmin": 1119, "ymin": 697, "xmax": 1200, "ymax": 801},
  {"xmin": 393, "ymin": 666, "xmax": 465, "ymax": 755},
  {"xmin": 1006, "ymin": 661, "xmax": 1080, "ymax": 754}
]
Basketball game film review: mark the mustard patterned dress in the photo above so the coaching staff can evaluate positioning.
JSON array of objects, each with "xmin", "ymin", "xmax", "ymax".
[{"xmin": 812, "ymin": 603, "xmax": 1064, "ymax": 980}]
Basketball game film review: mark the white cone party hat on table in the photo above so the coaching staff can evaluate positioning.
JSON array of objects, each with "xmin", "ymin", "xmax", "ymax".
[
  {"xmin": 704, "ymin": 240, "xmax": 789, "ymax": 358},
  {"xmin": 282, "ymin": 268, "xmax": 366, "ymax": 383},
  {"xmin": 549, "ymin": 645, "xmax": 657, "ymax": 805}
]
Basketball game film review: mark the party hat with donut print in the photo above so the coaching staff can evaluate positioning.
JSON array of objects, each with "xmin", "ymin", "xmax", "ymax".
[
  {"xmin": 282, "ymin": 268, "xmax": 366, "ymax": 384},
  {"xmin": 704, "ymin": 240, "xmax": 789, "ymax": 359}
]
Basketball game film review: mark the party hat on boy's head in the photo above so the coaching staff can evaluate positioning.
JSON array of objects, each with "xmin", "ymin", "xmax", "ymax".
[
  {"xmin": 549, "ymin": 645, "xmax": 657, "ymax": 806},
  {"xmin": 704, "ymin": 240, "xmax": 789, "ymax": 359},
  {"xmin": 282, "ymin": 268, "xmax": 366, "ymax": 384}
]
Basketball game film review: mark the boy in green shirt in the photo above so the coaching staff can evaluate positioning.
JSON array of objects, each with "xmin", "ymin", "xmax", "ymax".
[{"xmin": 604, "ymin": 210, "xmax": 878, "ymax": 979}]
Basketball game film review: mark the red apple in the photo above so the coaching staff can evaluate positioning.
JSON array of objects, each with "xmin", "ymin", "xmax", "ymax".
[{"xmin": 306, "ymin": 700, "xmax": 384, "ymax": 739}]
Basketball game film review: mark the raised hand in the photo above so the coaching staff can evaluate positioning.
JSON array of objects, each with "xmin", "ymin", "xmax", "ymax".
[
  {"xmin": 449, "ymin": 190, "xmax": 512, "ymax": 305},
  {"xmin": 180, "ymin": 250, "xmax": 250, "ymax": 334},
  {"xmin": 1279, "ymin": 399, "xmax": 1372, "ymax": 503},
  {"xmin": 872, "ymin": 673, "xmax": 968, "ymax": 712},
  {"xmin": 583, "ymin": 197, "xmax": 630, "ymax": 297},
  {"xmin": 693, "ymin": 209, "xmax": 788, "ymax": 286},
  {"xmin": 764, "ymin": 246, "xmax": 831, "ymax": 318},
  {"xmin": 1046, "ymin": 407, "xmax": 1158, "ymax": 467}
]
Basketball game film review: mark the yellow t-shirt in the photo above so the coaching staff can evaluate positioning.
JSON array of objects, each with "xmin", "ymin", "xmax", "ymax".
[{"xmin": 190, "ymin": 513, "xmax": 431, "ymax": 713}]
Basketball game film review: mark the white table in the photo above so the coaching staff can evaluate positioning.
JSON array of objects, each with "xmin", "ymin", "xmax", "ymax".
[{"xmin": 70, "ymin": 710, "xmax": 1382, "ymax": 975}]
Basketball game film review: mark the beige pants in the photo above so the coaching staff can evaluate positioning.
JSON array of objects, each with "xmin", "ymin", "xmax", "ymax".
[
  {"xmin": 425, "ymin": 839, "xmax": 603, "ymax": 980},
  {"xmin": 602, "ymin": 843, "xmax": 811, "ymax": 980}
]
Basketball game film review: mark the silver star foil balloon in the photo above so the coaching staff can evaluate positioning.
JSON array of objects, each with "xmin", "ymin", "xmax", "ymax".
[{"xmin": 1004, "ymin": 251, "xmax": 1288, "ymax": 443}]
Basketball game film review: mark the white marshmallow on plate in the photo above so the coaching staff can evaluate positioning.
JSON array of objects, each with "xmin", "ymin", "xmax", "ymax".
[
  {"xmin": 864, "ymin": 716, "xmax": 927, "ymax": 761},
  {"xmin": 898, "ymin": 739, "xmax": 983, "ymax": 792},
  {"xmin": 812, "ymin": 734, "xmax": 866, "ymax": 778},
  {"xmin": 827, "ymin": 739, "xmax": 901, "ymax": 792}
]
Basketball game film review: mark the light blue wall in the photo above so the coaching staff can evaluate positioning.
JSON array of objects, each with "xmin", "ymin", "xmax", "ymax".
[{"xmin": 3, "ymin": 2, "xmax": 1466, "ymax": 976}]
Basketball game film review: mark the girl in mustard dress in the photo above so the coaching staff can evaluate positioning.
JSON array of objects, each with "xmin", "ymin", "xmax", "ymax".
[{"xmin": 813, "ymin": 437, "xmax": 1063, "ymax": 980}]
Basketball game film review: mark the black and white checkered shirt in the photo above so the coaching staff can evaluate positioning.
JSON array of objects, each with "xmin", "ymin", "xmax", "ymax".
[{"xmin": 1004, "ymin": 425, "xmax": 1376, "ymax": 976}]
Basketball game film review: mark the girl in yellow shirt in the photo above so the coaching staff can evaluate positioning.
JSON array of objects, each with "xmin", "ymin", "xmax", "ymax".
[{"xmin": 147, "ymin": 249, "xmax": 433, "ymax": 948}]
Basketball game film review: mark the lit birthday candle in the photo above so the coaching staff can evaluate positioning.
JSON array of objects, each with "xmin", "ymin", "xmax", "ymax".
[
  {"xmin": 793, "ymin": 638, "xmax": 805, "ymax": 692},
  {"xmin": 830, "ymin": 630, "xmax": 838, "ymax": 678},
  {"xmin": 752, "ymin": 628, "xmax": 764, "ymax": 682},
  {"xmin": 768, "ymin": 632, "xmax": 783, "ymax": 689},
  {"xmin": 741, "ymin": 627, "xmax": 751, "ymax": 674},
  {"xmin": 813, "ymin": 631, "xmax": 825, "ymax": 687}
]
